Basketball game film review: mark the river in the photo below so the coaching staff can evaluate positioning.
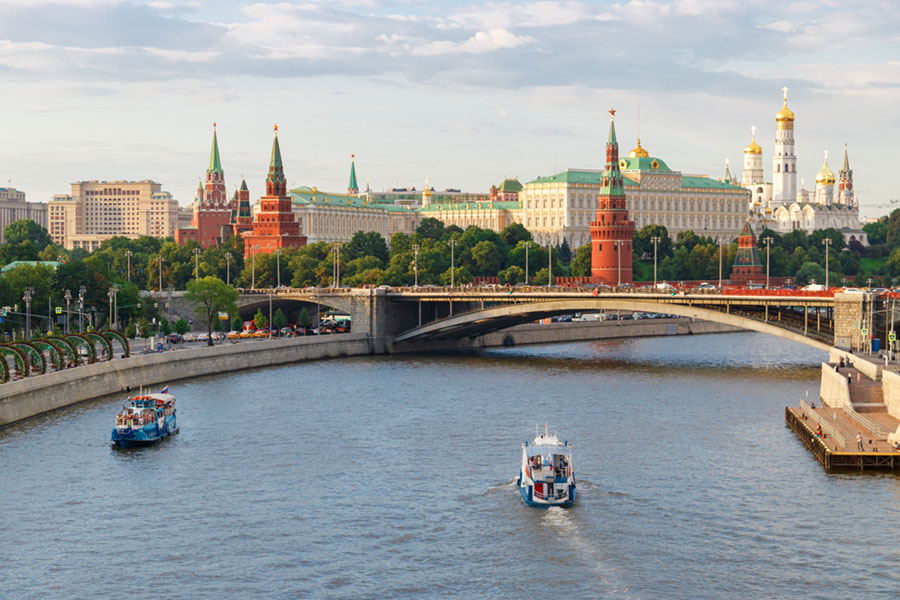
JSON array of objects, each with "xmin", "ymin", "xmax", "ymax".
[{"xmin": 3, "ymin": 332, "xmax": 900, "ymax": 599}]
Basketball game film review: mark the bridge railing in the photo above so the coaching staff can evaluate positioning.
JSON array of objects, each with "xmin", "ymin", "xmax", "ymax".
[
  {"xmin": 800, "ymin": 400, "xmax": 846, "ymax": 447},
  {"xmin": 842, "ymin": 403, "xmax": 893, "ymax": 440}
]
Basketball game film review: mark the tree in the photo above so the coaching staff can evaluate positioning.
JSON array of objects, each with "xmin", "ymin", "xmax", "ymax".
[
  {"xmin": 253, "ymin": 308, "xmax": 268, "ymax": 330},
  {"xmin": 174, "ymin": 318, "xmax": 189, "ymax": 335},
  {"xmin": 500, "ymin": 222, "xmax": 531, "ymax": 247},
  {"xmin": 125, "ymin": 318, "xmax": 136, "ymax": 339},
  {"xmin": 297, "ymin": 306, "xmax": 312, "ymax": 329},
  {"xmin": 634, "ymin": 225, "xmax": 673, "ymax": 258},
  {"xmin": 571, "ymin": 244, "xmax": 592, "ymax": 277},
  {"xmin": 440, "ymin": 266, "xmax": 473, "ymax": 286},
  {"xmin": 272, "ymin": 308, "xmax": 288, "ymax": 331},
  {"xmin": 4, "ymin": 219, "xmax": 51, "ymax": 251},
  {"xmin": 185, "ymin": 276, "xmax": 239, "ymax": 346},
  {"xmin": 231, "ymin": 314, "xmax": 243, "ymax": 332},
  {"xmin": 344, "ymin": 231, "xmax": 389, "ymax": 264},
  {"xmin": 558, "ymin": 238, "xmax": 572, "ymax": 265},
  {"xmin": 416, "ymin": 217, "xmax": 445, "ymax": 240},
  {"xmin": 138, "ymin": 316, "xmax": 152, "ymax": 339},
  {"xmin": 498, "ymin": 265, "xmax": 525, "ymax": 285},
  {"xmin": 796, "ymin": 261, "xmax": 826, "ymax": 285},
  {"xmin": 159, "ymin": 317, "xmax": 171, "ymax": 336},
  {"xmin": 864, "ymin": 219, "xmax": 887, "ymax": 246},
  {"xmin": 470, "ymin": 240, "xmax": 503, "ymax": 276}
]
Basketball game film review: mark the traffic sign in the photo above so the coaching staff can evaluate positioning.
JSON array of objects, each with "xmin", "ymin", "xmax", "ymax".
[
  {"xmin": 861, "ymin": 328, "xmax": 869, "ymax": 336},
  {"xmin": 890, "ymin": 332, "xmax": 896, "ymax": 342},
  {"xmin": 55, "ymin": 307, "xmax": 62, "ymax": 315}
]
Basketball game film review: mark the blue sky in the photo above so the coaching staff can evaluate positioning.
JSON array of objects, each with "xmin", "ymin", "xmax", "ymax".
[{"xmin": 1, "ymin": 0, "xmax": 898, "ymax": 217}]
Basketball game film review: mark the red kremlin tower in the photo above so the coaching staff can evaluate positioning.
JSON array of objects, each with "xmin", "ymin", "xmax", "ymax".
[
  {"xmin": 175, "ymin": 123, "xmax": 233, "ymax": 248},
  {"xmin": 730, "ymin": 220, "xmax": 764, "ymax": 285},
  {"xmin": 230, "ymin": 177, "xmax": 253, "ymax": 238},
  {"xmin": 242, "ymin": 125, "xmax": 306, "ymax": 259},
  {"xmin": 590, "ymin": 109, "xmax": 634, "ymax": 286}
]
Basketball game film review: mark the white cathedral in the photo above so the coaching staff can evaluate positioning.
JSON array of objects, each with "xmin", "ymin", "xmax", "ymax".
[{"xmin": 724, "ymin": 88, "xmax": 867, "ymax": 246}]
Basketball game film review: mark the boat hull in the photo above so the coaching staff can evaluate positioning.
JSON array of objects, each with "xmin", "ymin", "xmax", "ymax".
[
  {"xmin": 519, "ymin": 478, "xmax": 576, "ymax": 508},
  {"xmin": 111, "ymin": 415, "xmax": 177, "ymax": 448}
]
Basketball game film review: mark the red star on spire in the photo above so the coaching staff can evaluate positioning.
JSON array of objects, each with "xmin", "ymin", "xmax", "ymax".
[{"xmin": 609, "ymin": 108, "xmax": 616, "ymax": 117}]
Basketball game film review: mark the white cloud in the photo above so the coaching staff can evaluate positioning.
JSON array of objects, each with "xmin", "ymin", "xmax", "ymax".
[
  {"xmin": 448, "ymin": 1, "xmax": 596, "ymax": 29},
  {"xmin": 413, "ymin": 28, "xmax": 533, "ymax": 56}
]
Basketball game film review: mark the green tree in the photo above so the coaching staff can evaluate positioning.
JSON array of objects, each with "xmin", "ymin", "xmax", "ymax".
[
  {"xmin": 796, "ymin": 261, "xmax": 826, "ymax": 285},
  {"xmin": 344, "ymin": 231, "xmax": 389, "ymax": 264},
  {"xmin": 416, "ymin": 217, "xmax": 445, "ymax": 240},
  {"xmin": 441, "ymin": 266, "xmax": 473, "ymax": 286},
  {"xmin": 272, "ymin": 308, "xmax": 288, "ymax": 331},
  {"xmin": 470, "ymin": 240, "xmax": 503, "ymax": 276},
  {"xmin": 558, "ymin": 238, "xmax": 572, "ymax": 265},
  {"xmin": 571, "ymin": 244, "xmax": 592, "ymax": 277},
  {"xmin": 864, "ymin": 219, "xmax": 887, "ymax": 246},
  {"xmin": 634, "ymin": 224, "xmax": 673, "ymax": 258},
  {"xmin": 138, "ymin": 316, "xmax": 152, "ymax": 339},
  {"xmin": 4, "ymin": 219, "xmax": 51, "ymax": 250},
  {"xmin": 533, "ymin": 267, "xmax": 552, "ymax": 286},
  {"xmin": 254, "ymin": 308, "xmax": 268, "ymax": 330},
  {"xmin": 173, "ymin": 318, "xmax": 189, "ymax": 335},
  {"xmin": 125, "ymin": 318, "xmax": 136, "ymax": 339},
  {"xmin": 159, "ymin": 317, "xmax": 171, "ymax": 336},
  {"xmin": 231, "ymin": 313, "xmax": 243, "ymax": 332},
  {"xmin": 185, "ymin": 276, "xmax": 239, "ymax": 346},
  {"xmin": 498, "ymin": 265, "xmax": 525, "ymax": 285},
  {"xmin": 500, "ymin": 222, "xmax": 532, "ymax": 247},
  {"xmin": 297, "ymin": 306, "xmax": 312, "ymax": 329}
]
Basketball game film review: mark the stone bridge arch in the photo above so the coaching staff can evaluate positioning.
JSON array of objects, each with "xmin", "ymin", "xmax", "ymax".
[
  {"xmin": 236, "ymin": 290, "xmax": 356, "ymax": 326},
  {"xmin": 392, "ymin": 298, "xmax": 832, "ymax": 352}
]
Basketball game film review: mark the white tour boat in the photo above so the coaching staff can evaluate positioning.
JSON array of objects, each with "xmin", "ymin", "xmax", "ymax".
[{"xmin": 518, "ymin": 425, "xmax": 576, "ymax": 508}]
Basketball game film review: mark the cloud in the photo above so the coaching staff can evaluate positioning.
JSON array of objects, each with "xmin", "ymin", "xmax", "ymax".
[{"xmin": 413, "ymin": 28, "xmax": 533, "ymax": 56}]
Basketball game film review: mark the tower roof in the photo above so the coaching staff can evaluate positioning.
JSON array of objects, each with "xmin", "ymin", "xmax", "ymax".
[
  {"xmin": 629, "ymin": 138, "xmax": 649, "ymax": 158},
  {"xmin": 816, "ymin": 152, "xmax": 835, "ymax": 185},
  {"xmin": 723, "ymin": 159, "xmax": 733, "ymax": 184},
  {"xmin": 776, "ymin": 87, "xmax": 795, "ymax": 128},
  {"xmin": 267, "ymin": 126, "xmax": 286, "ymax": 185},
  {"xmin": 208, "ymin": 124, "xmax": 223, "ymax": 174},
  {"xmin": 600, "ymin": 110, "xmax": 625, "ymax": 197},
  {"xmin": 607, "ymin": 111, "xmax": 618, "ymax": 145},
  {"xmin": 348, "ymin": 155, "xmax": 358, "ymax": 192},
  {"xmin": 841, "ymin": 143, "xmax": 851, "ymax": 173},
  {"xmin": 240, "ymin": 177, "xmax": 249, "ymax": 191},
  {"xmin": 744, "ymin": 126, "xmax": 762, "ymax": 154}
]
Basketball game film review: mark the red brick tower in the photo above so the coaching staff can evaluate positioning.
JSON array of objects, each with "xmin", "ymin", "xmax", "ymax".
[
  {"xmin": 230, "ymin": 177, "xmax": 253, "ymax": 238},
  {"xmin": 590, "ymin": 110, "xmax": 634, "ymax": 286},
  {"xmin": 175, "ymin": 123, "xmax": 233, "ymax": 248},
  {"xmin": 242, "ymin": 125, "xmax": 306, "ymax": 259},
  {"xmin": 730, "ymin": 220, "xmax": 764, "ymax": 284}
]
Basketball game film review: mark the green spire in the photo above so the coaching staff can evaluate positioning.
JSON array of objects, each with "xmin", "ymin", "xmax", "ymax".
[
  {"xmin": 267, "ymin": 126, "xmax": 286, "ymax": 188},
  {"xmin": 270, "ymin": 131, "xmax": 283, "ymax": 171},
  {"xmin": 607, "ymin": 112, "xmax": 618, "ymax": 146},
  {"xmin": 599, "ymin": 111, "xmax": 624, "ymax": 198},
  {"xmin": 841, "ymin": 143, "xmax": 850, "ymax": 172},
  {"xmin": 208, "ymin": 124, "xmax": 223, "ymax": 174},
  {"xmin": 240, "ymin": 177, "xmax": 248, "ymax": 191},
  {"xmin": 348, "ymin": 154, "xmax": 358, "ymax": 193},
  {"xmin": 723, "ymin": 159, "xmax": 733, "ymax": 184}
]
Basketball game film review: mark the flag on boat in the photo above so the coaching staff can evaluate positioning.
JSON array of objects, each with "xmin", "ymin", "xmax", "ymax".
[{"xmin": 160, "ymin": 386, "xmax": 169, "ymax": 394}]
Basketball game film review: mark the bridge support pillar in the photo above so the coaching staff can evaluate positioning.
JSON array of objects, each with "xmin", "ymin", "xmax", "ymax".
[{"xmin": 833, "ymin": 292, "xmax": 866, "ymax": 350}]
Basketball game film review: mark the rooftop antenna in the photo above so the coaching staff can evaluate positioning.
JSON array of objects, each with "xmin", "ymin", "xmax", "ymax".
[{"xmin": 544, "ymin": 423, "xmax": 549, "ymax": 438}]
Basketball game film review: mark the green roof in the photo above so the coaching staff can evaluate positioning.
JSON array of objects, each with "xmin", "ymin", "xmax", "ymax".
[
  {"xmin": 418, "ymin": 201, "xmax": 521, "ymax": 212},
  {"xmin": 528, "ymin": 170, "xmax": 638, "ymax": 186},
  {"xmin": 289, "ymin": 188, "xmax": 412, "ymax": 213},
  {"xmin": 618, "ymin": 156, "xmax": 673, "ymax": 172},
  {"xmin": 208, "ymin": 128, "xmax": 222, "ymax": 174},
  {"xmin": 497, "ymin": 178, "xmax": 523, "ymax": 192},
  {"xmin": 681, "ymin": 176, "xmax": 746, "ymax": 191},
  {"xmin": 1, "ymin": 260, "xmax": 61, "ymax": 273}
]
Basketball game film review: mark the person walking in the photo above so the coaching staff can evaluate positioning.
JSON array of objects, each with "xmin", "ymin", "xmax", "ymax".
[{"xmin": 857, "ymin": 432, "xmax": 864, "ymax": 451}]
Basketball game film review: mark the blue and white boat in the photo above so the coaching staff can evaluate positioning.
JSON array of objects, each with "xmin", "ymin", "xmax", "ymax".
[
  {"xmin": 111, "ymin": 390, "xmax": 177, "ymax": 448},
  {"xmin": 518, "ymin": 425, "xmax": 575, "ymax": 508}
]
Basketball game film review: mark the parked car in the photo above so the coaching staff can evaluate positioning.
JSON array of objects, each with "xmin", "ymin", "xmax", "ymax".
[
  {"xmin": 167, "ymin": 333, "xmax": 182, "ymax": 344},
  {"xmin": 842, "ymin": 287, "xmax": 864, "ymax": 294},
  {"xmin": 801, "ymin": 283, "xmax": 826, "ymax": 291},
  {"xmin": 197, "ymin": 332, "xmax": 209, "ymax": 342},
  {"xmin": 211, "ymin": 332, "xmax": 226, "ymax": 341},
  {"xmin": 182, "ymin": 333, "xmax": 196, "ymax": 342}
]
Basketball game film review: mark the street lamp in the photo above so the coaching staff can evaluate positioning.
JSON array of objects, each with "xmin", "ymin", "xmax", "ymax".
[
  {"xmin": 157, "ymin": 255, "xmax": 163, "ymax": 292},
  {"xmin": 547, "ymin": 242, "xmax": 553, "ymax": 288},
  {"xmin": 275, "ymin": 249, "xmax": 282, "ymax": 289},
  {"xmin": 125, "ymin": 250, "xmax": 132, "ymax": 282},
  {"xmin": 525, "ymin": 243, "xmax": 530, "ymax": 285},
  {"xmin": 822, "ymin": 238, "xmax": 832, "ymax": 289},
  {"xmin": 23, "ymin": 287, "xmax": 33, "ymax": 340},
  {"xmin": 718, "ymin": 239, "xmax": 726, "ymax": 288},
  {"xmin": 412, "ymin": 243, "xmax": 419, "ymax": 287},
  {"xmin": 251, "ymin": 245, "xmax": 259, "ymax": 289},
  {"xmin": 763, "ymin": 236, "xmax": 773, "ymax": 289},
  {"xmin": 108, "ymin": 285, "xmax": 119, "ymax": 330},
  {"xmin": 614, "ymin": 241, "xmax": 622, "ymax": 287},
  {"xmin": 225, "ymin": 253, "xmax": 232, "ymax": 287},
  {"xmin": 448, "ymin": 239, "xmax": 458, "ymax": 287},
  {"xmin": 64, "ymin": 289, "xmax": 71, "ymax": 335},
  {"xmin": 651, "ymin": 235, "xmax": 660, "ymax": 287},
  {"xmin": 193, "ymin": 248, "xmax": 201, "ymax": 282},
  {"xmin": 78, "ymin": 286, "xmax": 86, "ymax": 333}
]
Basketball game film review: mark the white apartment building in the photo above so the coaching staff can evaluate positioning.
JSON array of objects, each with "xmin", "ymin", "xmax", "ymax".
[{"xmin": 0, "ymin": 187, "xmax": 47, "ymax": 243}]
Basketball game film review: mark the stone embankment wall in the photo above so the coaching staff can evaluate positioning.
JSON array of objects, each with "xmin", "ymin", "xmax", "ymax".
[
  {"xmin": 0, "ymin": 334, "xmax": 370, "ymax": 427},
  {"xmin": 819, "ymin": 362, "xmax": 851, "ymax": 409},
  {"xmin": 881, "ymin": 370, "xmax": 900, "ymax": 420}
]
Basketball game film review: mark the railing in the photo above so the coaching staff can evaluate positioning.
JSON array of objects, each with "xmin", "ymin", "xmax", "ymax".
[
  {"xmin": 842, "ymin": 403, "xmax": 892, "ymax": 440},
  {"xmin": 800, "ymin": 400, "xmax": 846, "ymax": 447}
]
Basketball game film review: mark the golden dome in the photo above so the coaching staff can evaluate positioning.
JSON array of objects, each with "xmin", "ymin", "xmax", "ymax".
[
  {"xmin": 776, "ymin": 101, "xmax": 795, "ymax": 123},
  {"xmin": 744, "ymin": 138, "xmax": 762, "ymax": 154},
  {"xmin": 629, "ymin": 138, "xmax": 649, "ymax": 158},
  {"xmin": 816, "ymin": 155, "xmax": 835, "ymax": 185}
]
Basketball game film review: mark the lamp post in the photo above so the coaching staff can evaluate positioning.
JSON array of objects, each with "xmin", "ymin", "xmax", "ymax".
[
  {"xmin": 275, "ymin": 249, "xmax": 282, "ymax": 289},
  {"xmin": 412, "ymin": 244, "xmax": 419, "ymax": 287},
  {"xmin": 718, "ymin": 240, "xmax": 725, "ymax": 288},
  {"xmin": 615, "ymin": 241, "xmax": 622, "ymax": 287},
  {"xmin": 226, "ymin": 253, "xmax": 232, "ymax": 287},
  {"xmin": 449, "ymin": 239, "xmax": 458, "ymax": 287},
  {"xmin": 763, "ymin": 236, "xmax": 773, "ymax": 289},
  {"xmin": 125, "ymin": 250, "xmax": 132, "ymax": 282},
  {"xmin": 78, "ymin": 286, "xmax": 86, "ymax": 333},
  {"xmin": 822, "ymin": 238, "xmax": 832, "ymax": 289},
  {"xmin": 651, "ymin": 235, "xmax": 660, "ymax": 287},
  {"xmin": 23, "ymin": 287, "xmax": 33, "ymax": 340},
  {"xmin": 193, "ymin": 248, "xmax": 201, "ymax": 282},
  {"xmin": 251, "ymin": 245, "xmax": 259, "ymax": 290},
  {"xmin": 547, "ymin": 242, "xmax": 553, "ymax": 288},
  {"xmin": 525, "ymin": 243, "xmax": 530, "ymax": 285},
  {"xmin": 157, "ymin": 255, "xmax": 163, "ymax": 292},
  {"xmin": 107, "ymin": 285, "xmax": 119, "ymax": 330},
  {"xmin": 64, "ymin": 289, "xmax": 71, "ymax": 335},
  {"xmin": 268, "ymin": 289, "xmax": 273, "ymax": 340}
]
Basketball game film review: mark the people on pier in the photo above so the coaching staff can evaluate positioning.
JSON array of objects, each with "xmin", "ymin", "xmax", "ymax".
[{"xmin": 815, "ymin": 424, "xmax": 822, "ymax": 437}]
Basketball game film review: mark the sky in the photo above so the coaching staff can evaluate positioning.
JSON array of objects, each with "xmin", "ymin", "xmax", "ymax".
[{"xmin": 1, "ymin": 0, "xmax": 898, "ymax": 218}]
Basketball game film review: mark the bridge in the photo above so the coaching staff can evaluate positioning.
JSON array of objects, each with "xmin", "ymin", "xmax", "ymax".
[{"xmin": 183, "ymin": 286, "xmax": 879, "ymax": 355}]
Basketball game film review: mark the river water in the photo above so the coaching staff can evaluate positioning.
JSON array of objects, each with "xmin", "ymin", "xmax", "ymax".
[{"xmin": 3, "ymin": 332, "xmax": 900, "ymax": 599}]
